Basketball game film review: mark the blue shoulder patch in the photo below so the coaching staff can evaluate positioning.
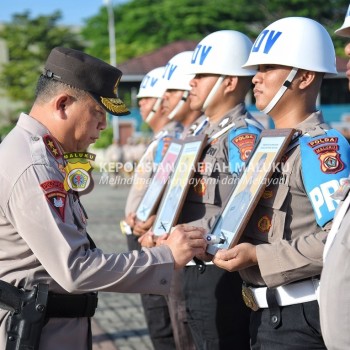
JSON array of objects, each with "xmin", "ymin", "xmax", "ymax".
[
  {"xmin": 228, "ymin": 124, "xmax": 262, "ymax": 173},
  {"xmin": 300, "ymin": 129, "xmax": 350, "ymax": 227}
]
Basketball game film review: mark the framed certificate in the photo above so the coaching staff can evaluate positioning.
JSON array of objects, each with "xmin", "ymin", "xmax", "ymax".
[
  {"xmin": 152, "ymin": 134, "xmax": 208, "ymax": 235},
  {"xmin": 207, "ymin": 129, "xmax": 296, "ymax": 255},
  {"xmin": 136, "ymin": 141, "xmax": 183, "ymax": 222}
]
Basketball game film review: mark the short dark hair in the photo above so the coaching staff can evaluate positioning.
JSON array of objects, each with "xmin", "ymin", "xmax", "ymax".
[{"xmin": 34, "ymin": 75, "xmax": 88, "ymax": 104}]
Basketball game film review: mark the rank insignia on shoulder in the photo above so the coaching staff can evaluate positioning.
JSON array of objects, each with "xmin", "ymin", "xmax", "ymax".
[
  {"xmin": 43, "ymin": 134, "xmax": 62, "ymax": 159},
  {"xmin": 219, "ymin": 117, "xmax": 229, "ymax": 128}
]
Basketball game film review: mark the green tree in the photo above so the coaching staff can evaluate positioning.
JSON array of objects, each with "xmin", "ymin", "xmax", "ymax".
[
  {"xmin": 0, "ymin": 11, "xmax": 85, "ymax": 112},
  {"xmin": 81, "ymin": 0, "xmax": 349, "ymax": 64}
]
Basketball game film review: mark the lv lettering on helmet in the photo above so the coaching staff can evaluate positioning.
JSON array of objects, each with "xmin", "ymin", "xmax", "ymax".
[
  {"xmin": 252, "ymin": 30, "xmax": 282, "ymax": 54},
  {"xmin": 191, "ymin": 44, "xmax": 212, "ymax": 65},
  {"xmin": 309, "ymin": 179, "xmax": 340, "ymax": 221},
  {"xmin": 163, "ymin": 63, "xmax": 177, "ymax": 80},
  {"xmin": 141, "ymin": 75, "xmax": 159, "ymax": 89}
]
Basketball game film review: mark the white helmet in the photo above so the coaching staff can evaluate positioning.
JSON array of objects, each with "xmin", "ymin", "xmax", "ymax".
[
  {"xmin": 335, "ymin": 5, "xmax": 350, "ymax": 37},
  {"xmin": 163, "ymin": 51, "xmax": 194, "ymax": 91},
  {"xmin": 243, "ymin": 17, "xmax": 337, "ymax": 75},
  {"xmin": 188, "ymin": 30, "xmax": 256, "ymax": 76},
  {"xmin": 137, "ymin": 66, "xmax": 166, "ymax": 98}
]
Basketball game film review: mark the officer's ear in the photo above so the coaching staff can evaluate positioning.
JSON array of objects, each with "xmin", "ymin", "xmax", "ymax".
[
  {"xmin": 298, "ymin": 70, "xmax": 317, "ymax": 90},
  {"xmin": 224, "ymin": 76, "xmax": 238, "ymax": 93},
  {"xmin": 54, "ymin": 94, "xmax": 72, "ymax": 119}
]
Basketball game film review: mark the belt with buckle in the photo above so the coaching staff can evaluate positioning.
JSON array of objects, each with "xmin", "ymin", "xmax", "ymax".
[
  {"xmin": 242, "ymin": 278, "xmax": 319, "ymax": 311},
  {"xmin": 242, "ymin": 283, "xmax": 259, "ymax": 311}
]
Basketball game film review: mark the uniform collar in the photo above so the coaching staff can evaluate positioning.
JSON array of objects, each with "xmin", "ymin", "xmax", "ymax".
[
  {"xmin": 206, "ymin": 103, "xmax": 248, "ymax": 135},
  {"xmin": 17, "ymin": 113, "xmax": 50, "ymax": 137},
  {"xmin": 294, "ymin": 111, "xmax": 327, "ymax": 135}
]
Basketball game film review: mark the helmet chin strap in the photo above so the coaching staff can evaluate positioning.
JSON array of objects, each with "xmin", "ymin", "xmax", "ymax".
[
  {"xmin": 202, "ymin": 75, "xmax": 226, "ymax": 112},
  {"xmin": 145, "ymin": 97, "xmax": 163, "ymax": 123},
  {"xmin": 261, "ymin": 67, "xmax": 299, "ymax": 115},
  {"xmin": 167, "ymin": 90, "xmax": 189, "ymax": 120}
]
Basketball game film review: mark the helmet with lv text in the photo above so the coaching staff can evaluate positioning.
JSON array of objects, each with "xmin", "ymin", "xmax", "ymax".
[
  {"xmin": 242, "ymin": 17, "xmax": 337, "ymax": 75},
  {"xmin": 137, "ymin": 66, "xmax": 166, "ymax": 98},
  {"xmin": 188, "ymin": 30, "xmax": 256, "ymax": 76},
  {"xmin": 163, "ymin": 51, "xmax": 194, "ymax": 91},
  {"xmin": 188, "ymin": 30, "xmax": 256, "ymax": 111},
  {"xmin": 335, "ymin": 4, "xmax": 350, "ymax": 37},
  {"xmin": 163, "ymin": 51, "xmax": 194, "ymax": 120},
  {"xmin": 242, "ymin": 17, "xmax": 337, "ymax": 114}
]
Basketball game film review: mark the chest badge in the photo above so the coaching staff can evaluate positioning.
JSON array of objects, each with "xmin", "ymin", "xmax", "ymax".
[
  {"xmin": 257, "ymin": 215, "xmax": 272, "ymax": 234},
  {"xmin": 63, "ymin": 152, "xmax": 96, "ymax": 194},
  {"xmin": 193, "ymin": 178, "xmax": 207, "ymax": 196}
]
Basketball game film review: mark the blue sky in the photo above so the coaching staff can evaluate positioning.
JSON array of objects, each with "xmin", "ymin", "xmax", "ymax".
[{"xmin": 0, "ymin": 0, "xmax": 127, "ymax": 26}]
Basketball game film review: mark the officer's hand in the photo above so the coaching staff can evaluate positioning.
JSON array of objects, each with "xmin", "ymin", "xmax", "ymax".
[
  {"xmin": 163, "ymin": 224, "xmax": 207, "ymax": 269},
  {"xmin": 125, "ymin": 212, "xmax": 136, "ymax": 229},
  {"xmin": 155, "ymin": 233, "xmax": 169, "ymax": 246},
  {"xmin": 212, "ymin": 243, "xmax": 257, "ymax": 272},
  {"xmin": 138, "ymin": 231, "xmax": 156, "ymax": 247},
  {"xmin": 133, "ymin": 215, "xmax": 156, "ymax": 236},
  {"xmin": 138, "ymin": 231, "xmax": 170, "ymax": 248},
  {"xmin": 195, "ymin": 251, "xmax": 214, "ymax": 262}
]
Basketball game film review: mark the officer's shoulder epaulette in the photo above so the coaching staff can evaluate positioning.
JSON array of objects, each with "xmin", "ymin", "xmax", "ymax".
[{"xmin": 42, "ymin": 134, "xmax": 63, "ymax": 159}]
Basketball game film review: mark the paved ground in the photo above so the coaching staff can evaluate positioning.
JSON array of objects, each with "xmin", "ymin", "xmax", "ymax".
[{"xmin": 81, "ymin": 172, "xmax": 154, "ymax": 350}]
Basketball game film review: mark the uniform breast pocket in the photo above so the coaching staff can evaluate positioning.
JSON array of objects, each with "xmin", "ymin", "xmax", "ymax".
[
  {"xmin": 243, "ymin": 183, "xmax": 289, "ymax": 244},
  {"xmin": 186, "ymin": 175, "xmax": 218, "ymax": 205},
  {"xmin": 72, "ymin": 199, "xmax": 87, "ymax": 232}
]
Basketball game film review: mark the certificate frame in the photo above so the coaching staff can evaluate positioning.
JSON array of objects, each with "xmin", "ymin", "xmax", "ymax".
[
  {"xmin": 207, "ymin": 128, "xmax": 296, "ymax": 255},
  {"xmin": 136, "ymin": 140, "xmax": 183, "ymax": 222},
  {"xmin": 152, "ymin": 134, "xmax": 208, "ymax": 235}
]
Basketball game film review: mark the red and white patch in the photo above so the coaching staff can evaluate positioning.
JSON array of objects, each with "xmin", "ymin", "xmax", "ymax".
[
  {"xmin": 45, "ymin": 191, "xmax": 67, "ymax": 221},
  {"xmin": 40, "ymin": 180, "xmax": 67, "ymax": 221},
  {"xmin": 308, "ymin": 137, "xmax": 344, "ymax": 174},
  {"xmin": 40, "ymin": 180, "xmax": 65, "ymax": 192},
  {"xmin": 232, "ymin": 133, "xmax": 257, "ymax": 161}
]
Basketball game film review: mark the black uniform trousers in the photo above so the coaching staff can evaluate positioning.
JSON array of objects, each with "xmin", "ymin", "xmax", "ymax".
[
  {"xmin": 183, "ymin": 264, "xmax": 251, "ymax": 350},
  {"xmin": 250, "ymin": 300, "xmax": 326, "ymax": 350}
]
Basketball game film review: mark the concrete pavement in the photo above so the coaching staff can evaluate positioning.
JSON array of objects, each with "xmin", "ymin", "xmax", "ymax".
[{"xmin": 81, "ymin": 172, "xmax": 154, "ymax": 350}]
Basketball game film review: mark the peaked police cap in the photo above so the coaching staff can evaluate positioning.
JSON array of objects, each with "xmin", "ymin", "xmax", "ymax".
[{"xmin": 44, "ymin": 47, "xmax": 129, "ymax": 116}]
